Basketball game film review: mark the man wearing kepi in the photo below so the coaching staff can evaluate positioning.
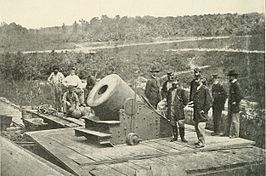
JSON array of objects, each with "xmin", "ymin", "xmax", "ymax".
[
  {"xmin": 47, "ymin": 65, "xmax": 65, "ymax": 112},
  {"xmin": 193, "ymin": 78, "xmax": 212, "ymax": 148},
  {"xmin": 227, "ymin": 70, "xmax": 243, "ymax": 138},
  {"xmin": 211, "ymin": 74, "xmax": 227, "ymax": 136},
  {"xmin": 167, "ymin": 79, "xmax": 188, "ymax": 142},
  {"xmin": 189, "ymin": 68, "xmax": 201, "ymax": 103},
  {"xmin": 161, "ymin": 71, "xmax": 175, "ymax": 100},
  {"xmin": 63, "ymin": 67, "xmax": 85, "ymax": 107},
  {"xmin": 145, "ymin": 66, "xmax": 161, "ymax": 108}
]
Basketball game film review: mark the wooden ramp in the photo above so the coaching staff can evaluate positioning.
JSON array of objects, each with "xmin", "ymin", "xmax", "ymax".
[
  {"xmin": 1, "ymin": 136, "xmax": 73, "ymax": 176},
  {"xmin": 25, "ymin": 125, "xmax": 265, "ymax": 176}
]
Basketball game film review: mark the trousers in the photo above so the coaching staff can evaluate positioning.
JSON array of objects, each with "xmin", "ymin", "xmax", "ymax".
[
  {"xmin": 53, "ymin": 86, "xmax": 63, "ymax": 112},
  {"xmin": 229, "ymin": 113, "xmax": 240, "ymax": 137},
  {"xmin": 195, "ymin": 121, "xmax": 206, "ymax": 145},
  {"xmin": 212, "ymin": 107, "xmax": 223, "ymax": 133},
  {"xmin": 74, "ymin": 87, "xmax": 85, "ymax": 105}
]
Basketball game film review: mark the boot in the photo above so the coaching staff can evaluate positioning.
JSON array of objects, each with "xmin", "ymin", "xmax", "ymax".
[
  {"xmin": 179, "ymin": 127, "xmax": 188, "ymax": 143},
  {"xmin": 196, "ymin": 137, "xmax": 205, "ymax": 148},
  {"xmin": 170, "ymin": 126, "xmax": 178, "ymax": 142}
]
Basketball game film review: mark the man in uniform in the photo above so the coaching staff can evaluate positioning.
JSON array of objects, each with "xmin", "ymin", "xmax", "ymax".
[
  {"xmin": 161, "ymin": 71, "xmax": 175, "ymax": 100},
  {"xmin": 211, "ymin": 74, "xmax": 227, "ymax": 136},
  {"xmin": 86, "ymin": 74, "xmax": 96, "ymax": 100},
  {"xmin": 226, "ymin": 70, "xmax": 243, "ymax": 138},
  {"xmin": 167, "ymin": 79, "xmax": 188, "ymax": 142},
  {"xmin": 145, "ymin": 66, "xmax": 161, "ymax": 108},
  {"xmin": 47, "ymin": 65, "xmax": 65, "ymax": 112},
  {"xmin": 62, "ymin": 85, "xmax": 79, "ymax": 116},
  {"xmin": 189, "ymin": 68, "xmax": 201, "ymax": 103},
  {"xmin": 63, "ymin": 67, "xmax": 85, "ymax": 106},
  {"xmin": 193, "ymin": 78, "xmax": 213, "ymax": 148}
]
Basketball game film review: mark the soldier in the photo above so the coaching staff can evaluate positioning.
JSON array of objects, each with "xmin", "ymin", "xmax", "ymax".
[
  {"xmin": 47, "ymin": 65, "xmax": 65, "ymax": 112},
  {"xmin": 193, "ymin": 78, "xmax": 213, "ymax": 148},
  {"xmin": 167, "ymin": 79, "xmax": 188, "ymax": 142},
  {"xmin": 86, "ymin": 74, "xmax": 96, "ymax": 100},
  {"xmin": 145, "ymin": 66, "xmax": 161, "ymax": 108},
  {"xmin": 161, "ymin": 71, "xmax": 175, "ymax": 100},
  {"xmin": 63, "ymin": 67, "xmax": 86, "ymax": 106},
  {"xmin": 211, "ymin": 74, "xmax": 227, "ymax": 136},
  {"xmin": 189, "ymin": 68, "xmax": 201, "ymax": 103},
  {"xmin": 226, "ymin": 70, "xmax": 243, "ymax": 138},
  {"xmin": 62, "ymin": 85, "xmax": 79, "ymax": 116}
]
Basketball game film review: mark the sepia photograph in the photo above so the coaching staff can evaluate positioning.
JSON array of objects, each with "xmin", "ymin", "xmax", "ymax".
[{"xmin": 0, "ymin": 0, "xmax": 265, "ymax": 175}]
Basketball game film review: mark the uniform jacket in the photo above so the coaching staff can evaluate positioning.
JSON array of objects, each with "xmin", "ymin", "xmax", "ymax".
[
  {"xmin": 86, "ymin": 76, "xmax": 96, "ymax": 91},
  {"xmin": 166, "ymin": 87, "xmax": 188, "ymax": 120},
  {"xmin": 161, "ymin": 80, "xmax": 172, "ymax": 100},
  {"xmin": 145, "ymin": 76, "xmax": 161, "ymax": 107},
  {"xmin": 228, "ymin": 80, "xmax": 243, "ymax": 113},
  {"xmin": 193, "ymin": 85, "xmax": 213, "ymax": 122},
  {"xmin": 189, "ymin": 78, "xmax": 198, "ymax": 101},
  {"xmin": 211, "ymin": 82, "xmax": 227, "ymax": 110}
]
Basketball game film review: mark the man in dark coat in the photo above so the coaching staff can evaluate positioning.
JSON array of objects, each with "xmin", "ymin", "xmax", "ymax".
[
  {"xmin": 226, "ymin": 70, "xmax": 243, "ymax": 138},
  {"xmin": 166, "ymin": 79, "xmax": 188, "ymax": 142},
  {"xmin": 145, "ymin": 66, "xmax": 161, "ymax": 108},
  {"xmin": 86, "ymin": 74, "xmax": 96, "ymax": 100},
  {"xmin": 193, "ymin": 78, "xmax": 213, "ymax": 148},
  {"xmin": 211, "ymin": 74, "xmax": 227, "ymax": 136},
  {"xmin": 189, "ymin": 68, "xmax": 201, "ymax": 102},
  {"xmin": 161, "ymin": 71, "xmax": 174, "ymax": 100}
]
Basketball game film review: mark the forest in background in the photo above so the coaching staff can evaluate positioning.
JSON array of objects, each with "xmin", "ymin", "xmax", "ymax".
[{"xmin": 0, "ymin": 13, "xmax": 264, "ymax": 52}]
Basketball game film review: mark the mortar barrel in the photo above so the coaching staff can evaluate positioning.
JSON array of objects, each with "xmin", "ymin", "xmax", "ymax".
[{"xmin": 87, "ymin": 74, "xmax": 140, "ymax": 120}]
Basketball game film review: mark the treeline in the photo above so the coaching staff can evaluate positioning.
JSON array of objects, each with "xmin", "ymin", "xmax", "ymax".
[{"xmin": 0, "ymin": 13, "xmax": 264, "ymax": 51}]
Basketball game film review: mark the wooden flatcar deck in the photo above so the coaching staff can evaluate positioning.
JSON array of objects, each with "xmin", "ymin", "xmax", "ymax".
[{"xmin": 25, "ymin": 125, "xmax": 265, "ymax": 176}]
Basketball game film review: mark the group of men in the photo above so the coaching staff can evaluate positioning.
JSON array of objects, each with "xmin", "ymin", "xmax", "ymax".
[
  {"xmin": 47, "ymin": 66, "xmax": 96, "ymax": 116},
  {"xmin": 145, "ymin": 66, "xmax": 243, "ymax": 148}
]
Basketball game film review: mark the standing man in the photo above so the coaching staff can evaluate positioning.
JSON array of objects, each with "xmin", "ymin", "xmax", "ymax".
[
  {"xmin": 86, "ymin": 74, "xmax": 96, "ymax": 100},
  {"xmin": 211, "ymin": 74, "xmax": 227, "ymax": 136},
  {"xmin": 227, "ymin": 70, "xmax": 243, "ymax": 138},
  {"xmin": 167, "ymin": 79, "xmax": 188, "ymax": 142},
  {"xmin": 145, "ymin": 66, "xmax": 161, "ymax": 108},
  {"xmin": 193, "ymin": 78, "xmax": 213, "ymax": 148},
  {"xmin": 189, "ymin": 68, "xmax": 201, "ymax": 103},
  {"xmin": 63, "ymin": 67, "xmax": 85, "ymax": 106},
  {"xmin": 47, "ymin": 65, "xmax": 65, "ymax": 112},
  {"xmin": 161, "ymin": 71, "xmax": 175, "ymax": 100}
]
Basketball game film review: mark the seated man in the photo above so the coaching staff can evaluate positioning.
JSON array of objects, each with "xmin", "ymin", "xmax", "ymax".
[
  {"xmin": 62, "ymin": 85, "xmax": 79, "ymax": 116},
  {"xmin": 63, "ymin": 67, "xmax": 85, "ymax": 106}
]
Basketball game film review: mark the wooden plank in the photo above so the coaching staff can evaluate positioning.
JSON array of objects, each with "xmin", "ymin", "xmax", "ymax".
[
  {"xmin": 154, "ymin": 138, "xmax": 194, "ymax": 151},
  {"xmin": 83, "ymin": 116, "xmax": 120, "ymax": 125},
  {"xmin": 109, "ymin": 163, "xmax": 136, "ymax": 176},
  {"xmin": 228, "ymin": 147, "xmax": 265, "ymax": 163},
  {"xmin": 28, "ymin": 110, "xmax": 79, "ymax": 127},
  {"xmin": 49, "ymin": 136, "xmax": 112, "ymax": 162},
  {"xmin": 75, "ymin": 128, "xmax": 111, "ymax": 137},
  {"xmin": 89, "ymin": 165, "xmax": 126, "ymax": 176},
  {"xmin": 66, "ymin": 117, "xmax": 85, "ymax": 126},
  {"xmin": 1, "ymin": 136, "xmax": 74, "ymax": 176},
  {"xmin": 142, "ymin": 140, "xmax": 180, "ymax": 153}
]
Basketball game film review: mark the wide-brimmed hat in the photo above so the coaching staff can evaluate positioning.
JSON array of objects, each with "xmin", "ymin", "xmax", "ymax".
[
  {"xmin": 227, "ymin": 70, "xmax": 238, "ymax": 76},
  {"xmin": 194, "ymin": 68, "xmax": 201, "ymax": 73},
  {"xmin": 53, "ymin": 65, "xmax": 59, "ymax": 70},
  {"xmin": 212, "ymin": 74, "xmax": 219, "ymax": 79},
  {"xmin": 67, "ymin": 85, "xmax": 76, "ymax": 89},
  {"xmin": 70, "ymin": 66, "xmax": 76, "ymax": 70},
  {"xmin": 167, "ymin": 71, "xmax": 174, "ymax": 76},
  {"xmin": 172, "ymin": 79, "xmax": 179, "ymax": 84},
  {"xmin": 150, "ymin": 66, "xmax": 160, "ymax": 72}
]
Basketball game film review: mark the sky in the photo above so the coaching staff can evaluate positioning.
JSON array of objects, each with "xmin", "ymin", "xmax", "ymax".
[{"xmin": 0, "ymin": 0, "xmax": 265, "ymax": 29}]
